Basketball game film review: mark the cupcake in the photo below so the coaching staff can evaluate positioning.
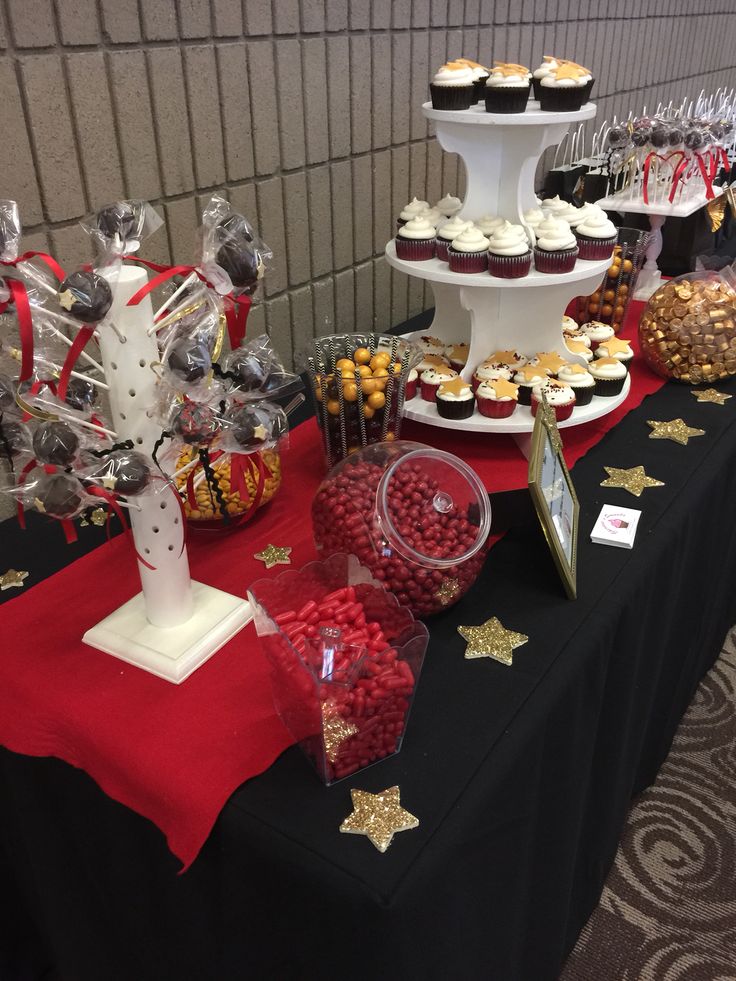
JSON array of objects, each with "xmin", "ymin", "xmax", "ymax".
[
  {"xmin": 395, "ymin": 216, "xmax": 436, "ymax": 261},
  {"xmin": 555, "ymin": 201, "xmax": 584, "ymax": 226},
  {"xmin": 420, "ymin": 365, "xmax": 458, "ymax": 402},
  {"xmin": 404, "ymin": 368, "xmax": 419, "ymax": 400},
  {"xmin": 416, "ymin": 352, "xmax": 450, "ymax": 374},
  {"xmin": 531, "ymin": 56, "xmax": 562, "ymax": 100},
  {"xmin": 430, "ymin": 62, "xmax": 475, "ymax": 111},
  {"xmin": 562, "ymin": 315, "xmax": 584, "ymax": 336},
  {"xmin": 476, "ymin": 378, "xmax": 519, "ymax": 418},
  {"xmin": 530, "ymin": 351, "xmax": 566, "ymax": 376},
  {"xmin": 557, "ymin": 363, "xmax": 595, "ymax": 405},
  {"xmin": 472, "ymin": 360, "xmax": 514, "ymax": 392},
  {"xmin": 531, "ymin": 382, "xmax": 576, "ymax": 421},
  {"xmin": 574, "ymin": 210, "xmax": 618, "ymax": 260},
  {"xmin": 456, "ymin": 58, "xmax": 490, "ymax": 101},
  {"xmin": 513, "ymin": 365, "xmax": 549, "ymax": 404},
  {"xmin": 474, "ymin": 215, "xmax": 505, "ymax": 239},
  {"xmin": 397, "ymin": 197, "xmax": 430, "ymax": 228},
  {"xmin": 446, "ymin": 343, "xmax": 469, "ymax": 372},
  {"xmin": 581, "ymin": 320, "xmax": 615, "ymax": 349},
  {"xmin": 564, "ymin": 338, "xmax": 594, "ymax": 363},
  {"xmin": 487, "ymin": 349, "xmax": 528, "ymax": 370},
  {"xmin": 436, "ymin": 215, "xmax": 472, "ymax": 261},
  {"xmin": 541, "ymin": 195, "xmax": 570, "ymax": 218},
  {"xmin": 419, "ymin": 206, "xmax": 444, "ymax": 228},
  {"xmin": 436, "ymin": 193, "xmax": 463, "ymax": 218},
  {"xmin": 539, "ymin": 62, "xmax": 593, "ymax": 112},
  {"xmin": 565, "ymin": 201, "xmax": 605, "ymax": 230},
  {"xmin": 448, "ymin": 226, "xmax": 490, "ymax": 273},
  {"xmin": 487, "ymin": 221, "xmax": 532, "ymax": 278},
  {"xmin": 522, "ymin": 207, "xmax": 546, "ymax": 240},
  {"xmin": 594, "ymin": 336, "xmax": 634, "ymax": 369},
  {"xmin": 436, "ymin": 376, "xmax": 475, "ymax": 419},
  {"xmin": 485, "ymin": 62, "xmax": 532, "ymax": 114},
  {"xmin": 588, "ymin": 357, "xmax": 627, "ymax": 397},
  {"xmin": 533, "ymin": 217, "xmax": 578, "ymax": 273}
]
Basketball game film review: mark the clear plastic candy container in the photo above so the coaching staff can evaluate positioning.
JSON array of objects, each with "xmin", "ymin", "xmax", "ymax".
[{"xmin": 311, "ymin": 441, "xmax": 492, "ymax": 617}]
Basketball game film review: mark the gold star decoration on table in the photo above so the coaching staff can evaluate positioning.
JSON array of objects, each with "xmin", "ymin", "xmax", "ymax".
[
  {"xmin": 458, "ymin": 616, "xmax": 529, "ymax": 667},
  {"xmin": 254, "ymin": 543, "xmax": 292, "ymax": 569},
  {"xmin": 647, "ymin": 418, "xmax": 705, "ymax": 446},
  {"xmin": 691, "ymin": 388, "xmax": 732, "ymax": 405},
  {"xmin": 600, "ymin": 465, "xmax": 665, "ymax": 497},
  {"xmin": 435, "ymin": 577, "xmax": 461, "ymax": 606},
  {"xmin": 0, "ymin": 569, "xmax": 29, "ymax": 591},
  {"xmin": 339, "ymin": 786, "xmax": 419, "ymax": 853},
  {"xmin": 322, "ymin": 701, "xmax": 359, "ymax": 764},
  {"xmin": 90, "ymin": 507, "xmax": 107, "ymax": 526}
]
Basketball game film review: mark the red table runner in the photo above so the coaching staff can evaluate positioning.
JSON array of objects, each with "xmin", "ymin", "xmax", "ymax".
[{"xmin": 0, "ymin": 303, "xmax": 664, "ymax": 869}]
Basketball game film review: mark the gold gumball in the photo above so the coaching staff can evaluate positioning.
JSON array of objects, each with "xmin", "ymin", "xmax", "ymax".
[{"xmin": 353, "ymin": 347, "xmax": 371, "ymax": 365}]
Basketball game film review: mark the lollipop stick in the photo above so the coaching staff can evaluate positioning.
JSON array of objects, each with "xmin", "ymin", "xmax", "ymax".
[
  {"xmin": 153, "ymin": 272, "xmax": 198, "ymax": 323},
  {"xmin": 167, "ymin": 456, "xmax": 203, "ymax": 483},
  {"xmin": 56, "ymin": 413, "xmax": 117, "ymax": 439},
  {"xmin": 26, "ymin": 301, "xmax": 106, "ymax": 374},
  {"xmin": 0, "ymin": 341, "xmax": 110, "ymax": 391},
  {"xmin": 147, "ymin": 286, "xmax": 208, "ymax": 336}
]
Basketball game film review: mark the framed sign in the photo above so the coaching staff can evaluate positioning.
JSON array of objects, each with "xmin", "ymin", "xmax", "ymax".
[{"xmin": 528, "ymin": 396, "xmax": 579, "ymax": 599}]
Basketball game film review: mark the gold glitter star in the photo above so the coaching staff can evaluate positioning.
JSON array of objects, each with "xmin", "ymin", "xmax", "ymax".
[
  {"xmin": 435, "ymin": 577, "xmax": 461, "ymax": 606},
  {"xmin": 691, "ymin": 388, "xmax": 732, "ymax": 405},
  {"xmin": 57, "ymin": 289, "xmax": 76, "ymax": 312},
  {"xmin": 90, "ymin": 507, "xmax": 107, "ymax": 526},
  {"xmin": 600, "ymin": 465, "xmax": 665, "ymax": 497},
  {"xmin": 647, "ymin": 418, "xmax": 705, "ymax": 446},
  {"xmin": 254, "ymin": 543, "xmax": 292, "ymax": 569},
  {"xmin": 0, "ymin": 569, "xmax": 29, "ymax": 591},
  {"xmin": 321, "ymin": 701, "xmax": 359, "ymax": 764},
  {"xmin": 458, "ymin": 616, "xmax": 528, "ymax": 667},
  {"xmin": 339, "ymin": 786, "xmax": 419, "ymax": 853}
]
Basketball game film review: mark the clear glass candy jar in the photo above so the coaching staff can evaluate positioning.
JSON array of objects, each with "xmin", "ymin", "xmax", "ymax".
[{"xmin": 311, "ymin": 441, "xmax": 492, "ymax": 617}]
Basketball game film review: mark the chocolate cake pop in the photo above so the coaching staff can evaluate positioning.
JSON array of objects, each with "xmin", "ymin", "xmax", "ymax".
[
  {"xmin": 166, "ymin": 339, "xmax": 212, "ymax": 383},
  {"xmin": 0, "ymin": 420, "xmax": 29, "ymax": 459},
  {"xmin": 85, "ymin": 450, "xmax": 151, "ymax": 496},
  {"xmin": 58, "ymin": 270, "xmax": 113, "ymax": 324},
  {"xmin": 96, "ymin": 202, "xmax": 138, "ymax": 247},
  {"xmin": 64, "ymin": 377, "xmax": 99, "ymax": 412},
  {"xmin": 226, "ymin": 348, "xmax": 270, "ymax": 392},
  {"xmin": 215, "ymin": 215, "xmax": 263, "ymax": 295},
  {"xmin": 224, "ymin": 404, "xmax": 273, "ymax": 451},
  {"xmin": 684, "ymin": 126, "xmax": 706, "ymax": 150},
  {"xmin": 171, "ymin": 401, "xmax": 221, "ymax": 445},
  {"xmin": 649, "ymin": 123, "xmax": 669, "ymax": 149},
  {"xmin": 32, "ymin": 420, "xmax": 79, "ymax": 466},
  {"xmin": 606, "ymin": 124, "xmax": 630, "ymax": 150},
  {"xmin": 33, "ymin": 472, "xmax": 84, "ymax": 519}
]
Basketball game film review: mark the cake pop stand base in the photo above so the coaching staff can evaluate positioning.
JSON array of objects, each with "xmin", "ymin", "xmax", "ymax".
[{"xmin": 82, "ymin": 582, "xmax": 252, "ymax": 685}]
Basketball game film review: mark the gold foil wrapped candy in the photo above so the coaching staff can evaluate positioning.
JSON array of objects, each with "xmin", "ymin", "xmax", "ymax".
[{"xmin": 638, "ymin": 272, "xmax": 736, "ymax": 384}]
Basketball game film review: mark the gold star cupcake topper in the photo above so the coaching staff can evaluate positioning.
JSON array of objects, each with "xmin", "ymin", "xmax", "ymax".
[
  {"xmin": 601, "ymin": 465, "xmax": 665, "ymax": 497},
  {"xmin": 492, "ymin": 62, "xmax": 530, "ymax": 76},
  {"xmin": 599, "ymin": 336, "xmax": 632, "ymax": 356},
  {"xmin": 339, "ymin": 786, "xmax": 419, "ymax": 853},
  {"xmin": 321, "ymin": 701, "xmax": 358, "ymax": 764},
  {"xmin": 560, "ymin": 362, "xmax": 587, "ymax": 374},
  {"xmin": 553, "ymin": 62, "xmax": 589, "ymax": 81},
  {"xmin": 438, "ymin": 376, "xmax": 471, "ymax": 397},
  {"xmin": 488, "ymin": 350, "xmax": 522, "ymax": 365},
  {"xmin": 486, "ymin": 377, "xmax": 519, "ymax": 400},
  {"xmin": 518, "ymin": 365, "xmax": 547, "ymax": 381},
  {"xmin": 0, "ymin": 569, "xmax": 29, "ymax": 591},
  {"xmin": 458, "ymin": 616, "xmax": 528, "ymax": 666},
  {"xmin": 533, "ymin": 352, "xmax": 566, "ymax": 374},
  {"xmin": 565, "ymin": 340, "xmax": 590, "ymax": 355},
  {"xmin": 254, "ymin": 544, "xmax": 292, "ymax": 568},
  {"xmin": 691, "ymin": 388, "xmax": 732, "ymax": 405},
  {"xmin": 647, "ymin": 418, "xmax": 705, "ymax": 446}
]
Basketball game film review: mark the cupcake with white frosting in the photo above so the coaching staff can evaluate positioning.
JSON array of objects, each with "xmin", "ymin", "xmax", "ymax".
[
  {"xmin": 420, "ymin": 365, "xmax": 458, "ymax": 402},
  {"xmin": 485, "ymin": 62, "xmax": 532, "ymax": 114},
  {"xmin": 404, "ymin": 367, "xmax": 419, "ymax": 400},
  {"xmin": 533, "ymin": 217, "xmax": 578, "ymax": 273},
  {"xmin": 448, "ymin": 226, "xmax": 490, "ymax": 274},
  {"xmin": 436, "ymin": 215, "xmax": 472, "ymax": 261},
  {"xmin": 522, "ymin": 207, "xmax": 546, "ymax": 236},
  {"xmin": 531, "ymin": 381, "xmax": 576, "ymax": 421},
  {"xmin": 595, "ymin": 337, "xmax": 633, "ymax": 369},
  {"xmin": 487, "ymin": 221, "xmax": 532, "ymax": 278},
  {"xmin": 557, "ymin": 363, "xmax": 595, "ymax": 405},
  {"xmin": 476, "ymin": 378, "xmax": 519, "ymax": 418},
  {"xmin": 562, "ymin": 314, "xmax": 580, "ymax": 333},
  {"xmin": 472, "ymin": 361, "xmax": 514, "ymax": 392},
  {"xmin": 513, "ymin": 365, "xmax": 549, "ymax": 405},
  {"xmin": 539, "ymin": 62, "xmax": 594, "ymax": 112},
  {"xmin": 430, "ymin": 62, "xmax": 475, "ymax": 111},
  {"xmin": 436, "ymin": 193, "xmax": 463, "ymax": 218},
  {"xmin": 395, "ymin": 215, "xmax": 436, "ymax": 261},
  {"xmin": 588, "ymin": 357, "xmax": 627, "ymax": 396},
  {"xmin": 456, "ymin": 58, "xmax": 490, "ymax": 101},
  {"xmin": 541, "ymin": 195, "xmax": 570, "ymax": 218},
  {"xmin": 446, "ymin": 343, "xmax": 469, "ymax": 371},
  {"xmin": 397, "ymin": 197, "xmax": 430, "ymax": 228},
  {"xmin": 566, "ymin": 201, "xmax": 605, "ymax": 229},
  {"xmin": 574, "ymin": 210, "xmax": 618, "ymax": 260},
  {"xmin": 419, "ymin": 206, "xmax": 444, "ymax": 228},
  {"xmin": 532, "ymin": 56, "xmax": 563, "ymax": 100},
  {"xmin": 580, "ymin": 320, "xmax": 614, "ymax": 349},
  {"xmin": 475, "ymin": 215, "xmax": 505, "ymax": 238},
  {"xmin": 416, "ymin": 335, "xmax": 448, "ymax": 356},
  {"xmin": 416, "ymin": 352, "xmax": 451, "ymax": 374},
  {"xmin": 436, "ymin": 376, "xmax": 475, "ymax": 419},
  {"xmin": 564, "ymin": 338, "xmax": 594, "ymax": 363}
]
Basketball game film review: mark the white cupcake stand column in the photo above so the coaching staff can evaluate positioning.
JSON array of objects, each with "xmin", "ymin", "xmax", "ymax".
[
  {"xmin": 82, "ymin": 265, "xmax": 252, "ymax": 684},
  {"xmin": 386, "ymin": 101, "xmax": 630, "ymax": 450}
]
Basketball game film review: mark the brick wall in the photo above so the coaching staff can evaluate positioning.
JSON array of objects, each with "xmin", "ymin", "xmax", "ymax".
[{"xmin": 1, "ymin": 0, "xmax": 736, "ymax": 375}]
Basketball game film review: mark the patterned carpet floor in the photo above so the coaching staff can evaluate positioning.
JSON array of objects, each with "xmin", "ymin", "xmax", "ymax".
[{"xmin": 560, "ymin": 631, "xmax": 736, "ymax": 980}]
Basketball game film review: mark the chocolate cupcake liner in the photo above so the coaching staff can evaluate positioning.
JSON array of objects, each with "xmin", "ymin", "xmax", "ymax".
[
  {"xmin": 429, "ymin": 83, "xmax": 475, "ymax": 111},
  {"xmin": 538, "ymin": 86, "xmax": 586, "ymax": 113},
  {"xmin": 517, "ymin": 384, "xmax": 535, "ymax": 406},
  {"xmin": 435, "ymin": 237, "xmax": 452, "ymax": 262},
  {"xmin": 488, "ymin": 251, "xmax": 533, "ymax": 279},
  {"xmin": 484, "ymin": 84, "xmax": 531, "ymax": 114},
  {"xmin": 436, "ymin": 397, "xmax": 475, "ymax": 420},
  {"xmin": 395, "ymin": 236, "xmax": 436, "ymax": 262},
  {"xmin": 447, "ymin": 247, "xmax": 488, "ymax": 274},
  {"xmin": 580, "ymin": 78, "xmax": 595, "ymax": 103},
  {"xmin": 533, "ymin": 246, "xmax": 578, "ymax": 274},
  {"xmin": 575, "ymin": 232, "xmax": 617, "ymax": 261},
  {"xmin": 567, "ymin": 384, "xmax": 594, "ymax": 406},
  {"xmin": 591, "ymin": 375, "xmax": 625, "ymax": 397},
  {"xmin": 476, "ymin": 396, "xmax": 516, "ymax": 418},
  {"xmin": 473, "ymin": 77, "xmax": 488, "ymax": 102},
  {"xmin": 532, "ymin": 78, "xmax": 543, "ymax": 101}
]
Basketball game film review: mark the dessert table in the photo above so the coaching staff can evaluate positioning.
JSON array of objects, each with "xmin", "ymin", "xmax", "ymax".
[{"xmin": 2, "ymin": 309, "xmax": 736, "ymax": 981}]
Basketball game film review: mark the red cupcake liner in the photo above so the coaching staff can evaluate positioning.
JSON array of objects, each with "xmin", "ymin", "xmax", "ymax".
[
  {"xmin": 533, "ymin": 246, "xmax": 578, "ymax": 274},
  {"xmin": 404, "ymin": 377, "xmax": 417, "ymax": 400},
  {"xmin": 435, "ymin": 237, "xmax": 452, "ymax": 262},
  {"xmin": 420, "ymin": 380, "xmax": 442, "ymax": 402},
  {"xmin": 476, "ymin": 395, "xmax": 516, "ymax": 418},
  {"xmin": 395, "ymin": 236, "xmax": 436, "ymax": 262},
  {"xmin": 488, "ymin": 251, "xmax": 533, "ymax": 279},
  {"xmin": 447, "ymin": 247, "xmax": 488, "ymax": 274},
  {"xmin": 531, "ymin": 395, "xmax": 575, "ymax": 421},
  {"xmin": 574, "ymin": 233, "xmax": 617, "ymax": 261}
]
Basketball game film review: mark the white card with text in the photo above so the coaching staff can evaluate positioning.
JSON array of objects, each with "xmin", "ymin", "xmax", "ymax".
[{"xmin": 590, "ymin": 504, "xmax": 642, "ymax": 549}]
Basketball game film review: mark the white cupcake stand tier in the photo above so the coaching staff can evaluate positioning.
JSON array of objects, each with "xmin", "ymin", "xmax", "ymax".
[
  {"xmin": 385, "ymin": 99, "xmax": 631, "ymax": 450},
  {"xmin": 81, "ymin": 265, "xmax": 252, "ymax": 685}
]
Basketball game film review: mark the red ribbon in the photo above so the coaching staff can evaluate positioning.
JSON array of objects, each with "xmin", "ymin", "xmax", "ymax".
[
  {"xmin": 667, "ymin": 151, "xmax": 688, "ymax": 203},
  {"xmin": 0, "ymin": 250, "xmax": 66, "ymax": 281},
  {"xmin": 223, "ymin": 293, "xmax": 251, "ymax": 348},
  {"xmin": 182, "ymin": 450, "xmax": 271, "ymax": 528},
  {"xmin": 7, "ymin": 279, "xmax": 34, "ymax": 382},
  {"xmin": 57, "ymin": 325, "xmax": 96, "ymax": 403}
]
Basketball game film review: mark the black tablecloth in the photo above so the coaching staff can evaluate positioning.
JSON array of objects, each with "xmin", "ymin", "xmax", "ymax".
[{"xmin": 3, "ymin": 375, "xmax": 736, "ymax": 981}]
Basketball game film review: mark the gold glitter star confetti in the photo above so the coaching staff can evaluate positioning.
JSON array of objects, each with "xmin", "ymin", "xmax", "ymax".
[
  {"xmin": 647, "ymin": 418, "xmax": 705, "ymax": 446},
  {"xmin": 0, "ymin": 569, "xmax": 29, "ymax": 591},
  {"xmin": 254, "ymin": 543, "xmax": 292, "ymax": 569},
  {"xmin": 458, "ymin": 616, "xmax": 528, "ymax": 666},
  {"xmin": 435, "ymin": 577, "xmax": 461, "ymax": 607},
  {"xmin": 600, "ymin": 465, "xmax": 665, "ymax": 497},
  {"xmin": 339, "ymin": 786, "xmax": 419, "ymax": 853},
  {"xmin": 321, "ymin": 701, "xmax": 359, "ymax": 764},
  {"xmin": 691, "ymin": 388, "xmax": 732, "ymax": 405}
]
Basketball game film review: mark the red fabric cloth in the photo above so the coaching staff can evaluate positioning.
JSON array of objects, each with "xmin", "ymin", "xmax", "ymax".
[{"xmin": 0, "ymin": 302, "xmax": 664, "ymax": 870}]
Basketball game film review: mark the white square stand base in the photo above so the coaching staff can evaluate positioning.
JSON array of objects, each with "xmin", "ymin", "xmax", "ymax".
[{"xmin": 82, "ymin": 581, "xmax": 253, "ymax": 684}]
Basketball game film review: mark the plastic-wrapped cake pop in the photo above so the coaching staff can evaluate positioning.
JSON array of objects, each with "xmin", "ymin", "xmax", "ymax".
[
  {"xmin": 0, "ymin": 200, "xmax": 21, "ymax": 263},
  {"xmin": 63, "ymin": 376, "xmax": 99, "ymax": 413},
  {"xmin": 649, "ymin": 122, "xmax": 670, "ymax": 148},
  {"xmin": 165, "ymin": 338, "xmax": 212, "ymax": 384},
  {"xmin": 25, "ymin": 472, "xmax": 86, "ymax": 519},
  {"xmin": 87, "ymin": 200, "xmax": 163, "ymax": 255},
  {"xmin": 0, "ymin": 419, "xmax": 31, "ymax": 462},
  {"xmin": 606, "ymin": 124, "xmax": 630, "ymax": 150},
  {"xmin": 57, "ymin": 270, "xmax": 113, "ymax": 324},
  {"xmin": 170, "ymin": 400, "xmax": 222, "ymax": 446},
  {"xmin": 200, "ymin": 195, "xmax": 272, "ymax": 298},
  {"xmin": 220, "ymin": 402, "xmax": 287, "ymax": 453},
  {"xmin": 82, "ymin": 450, "xmax": 153, "ymax": 496},
  {"xmin": 0, "ymin": 372, "xmax": 16, "ymax": 413},
  {"xmin": 221, "ymin": 334, "xmax": 301, "ymax": 399},
  {"xmin": 32, "ymin": 420, "xmax": 80, "ymax": 466}
]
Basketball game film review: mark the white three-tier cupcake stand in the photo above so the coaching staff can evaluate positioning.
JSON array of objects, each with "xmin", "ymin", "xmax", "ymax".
[{"xmin": 385, "ymin": 100, "xmax": 630, "ymax": 451}]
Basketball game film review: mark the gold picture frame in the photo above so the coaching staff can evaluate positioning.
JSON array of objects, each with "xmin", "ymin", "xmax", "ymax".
[{"xmin": 527, "ymin": 396, "xmax": 579, "ymax": 599}]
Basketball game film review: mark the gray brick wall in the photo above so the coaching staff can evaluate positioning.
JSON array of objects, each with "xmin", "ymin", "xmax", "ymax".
[{"xmin": 1, "ymin": 0, "xmax": 736, "ymax": 373}]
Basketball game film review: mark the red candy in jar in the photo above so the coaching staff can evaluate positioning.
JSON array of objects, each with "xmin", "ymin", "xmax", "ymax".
[{"xmin": 311, "ymin": 441, "xmax": 492, "ymax": 617}]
